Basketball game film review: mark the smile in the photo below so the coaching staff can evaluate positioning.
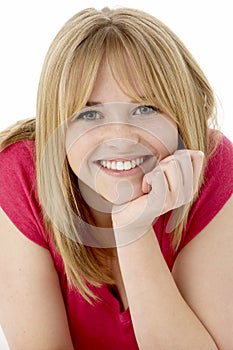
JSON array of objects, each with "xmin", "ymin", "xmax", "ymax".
[{"xmin": 98, "ymin": 156, "xmax": 149, "ymax": 171}]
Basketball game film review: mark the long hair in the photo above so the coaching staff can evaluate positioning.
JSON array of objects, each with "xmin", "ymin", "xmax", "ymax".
[{"xmin": 0, "ymin": 7, "xmax": 219, "ymax": 302}]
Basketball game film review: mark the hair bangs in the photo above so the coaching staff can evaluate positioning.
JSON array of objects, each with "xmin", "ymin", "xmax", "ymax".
[
  {"xmin": 103, "ymin": 24, "xmax": 179, "ymax": 123},
  {"xmin": 64, "ymin": 33, "xmax": 108, "ymax": 122}
]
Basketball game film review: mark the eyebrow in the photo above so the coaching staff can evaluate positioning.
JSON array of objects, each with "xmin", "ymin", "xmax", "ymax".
[
  {"xmin": 86, "ymin": 101, "xmax": 102, "ymax": 106},
  {"xmin": 86, "ymin": 100, "xmax": 142, "ymax": 106}
]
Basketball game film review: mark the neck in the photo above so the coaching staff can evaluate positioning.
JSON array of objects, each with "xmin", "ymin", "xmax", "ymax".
[{"xmin": 89, "ymin": 205, "xmax": 113, "ymax": 228}]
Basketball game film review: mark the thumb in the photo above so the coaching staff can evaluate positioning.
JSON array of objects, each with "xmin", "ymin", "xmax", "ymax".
[{"xmin": 142, "ymin": 172, "xmax": 152, "ymax": 194}]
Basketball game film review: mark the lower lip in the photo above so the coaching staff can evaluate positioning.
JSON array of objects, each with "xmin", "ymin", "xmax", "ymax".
[{"xmin": 94, "ymin": 157, "xmax": 153, "ymax": 177}]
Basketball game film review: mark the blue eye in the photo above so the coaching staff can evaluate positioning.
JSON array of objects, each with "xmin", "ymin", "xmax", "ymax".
[
  {"xmin": 133, "ymin": 105, "xmax": 159, "ymax": 115},
  {"xmin": 76, "ymin": 110, "xmax": 102, "ymax": 121}
]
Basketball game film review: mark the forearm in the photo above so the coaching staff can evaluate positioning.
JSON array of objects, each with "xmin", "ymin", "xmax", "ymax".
[{"xmin": 116, "ymin": 228, "xmax": 218, "ymax": 350}]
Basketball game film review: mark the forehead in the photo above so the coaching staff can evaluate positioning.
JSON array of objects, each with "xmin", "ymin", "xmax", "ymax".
[{"xmin": 88, "ymin": 59, "xmax": 142, "ymax": 104}]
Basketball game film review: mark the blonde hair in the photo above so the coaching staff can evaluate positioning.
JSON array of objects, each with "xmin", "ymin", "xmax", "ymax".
[{"xmin": 0, "ymin": 7, "xmax": 219, "ymax": 302}]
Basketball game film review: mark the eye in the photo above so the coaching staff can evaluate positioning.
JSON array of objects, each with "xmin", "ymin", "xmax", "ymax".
[
  {"xmin": 75, "ymin": 110, "xmax": 102, "ymax": 121},
  {"xmin": 133, "ymin": 105, "xmax": 159, "ymax": 116}
]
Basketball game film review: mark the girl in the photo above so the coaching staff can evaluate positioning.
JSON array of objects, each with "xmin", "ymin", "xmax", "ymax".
[{"xmin": 0, "ymin": 7, "xmax": 232, "ymax": 350}]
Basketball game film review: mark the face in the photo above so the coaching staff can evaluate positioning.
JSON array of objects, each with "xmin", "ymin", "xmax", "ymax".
[{"xmin": 66, "ymin": 61, "xmax": 178, "ymax": 214}]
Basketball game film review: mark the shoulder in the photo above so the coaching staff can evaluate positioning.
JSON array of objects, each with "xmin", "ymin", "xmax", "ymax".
[
  {"xmin": 200, "ymin": 130, "xmax": 233, "ymax": 213},
  {"xmin": 0, "ymin": 139, "xmax": 49, "ymax": 248},
  {"xmin": 0, "ymin": 139, "xmax": 36, "ymax": 187},
  {"xmin": 0, "ymin": 139, "xmax": 35, "ymax": 166},
  {"xmin": 0, "ymin": 139, "xmax": 37, "ymax": 211},
  {"xmin": 205, "ymin": 130, "xmax": 233, "ymax": 179},
  {"xmin": 0, "ymin": 139, "xmax": 36, "ymax": 205}
]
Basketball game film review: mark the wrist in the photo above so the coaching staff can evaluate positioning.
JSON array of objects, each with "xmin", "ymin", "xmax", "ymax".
[{"xmin": 112, "ymin": 222, "xmax": 153, "ymax": 247}]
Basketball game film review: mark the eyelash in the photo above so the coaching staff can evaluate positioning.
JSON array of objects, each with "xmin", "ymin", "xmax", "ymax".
[
  {"xmin": 75, "ymin": 105, "xmax": 160, "ymax": 121},
  {"xmin": 133, "ymin": 105, "xmax": 159, "ymax": 115},
  {"xmin": 76, "ymin": 111, "xmax": 102, "ymax": 121}
]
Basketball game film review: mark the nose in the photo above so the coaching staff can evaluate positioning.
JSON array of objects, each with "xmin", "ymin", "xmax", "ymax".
[{"xmin": 104, "ymin": 122, "xmax": 140, "ymax": 143}]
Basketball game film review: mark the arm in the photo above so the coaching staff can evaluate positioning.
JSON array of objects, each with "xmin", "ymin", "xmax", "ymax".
[
  {"xmin": 112, "ymin": 150, "xmax": 227, "ymax": 349},
  {"xmin": 0, "ymin": 208, "xmax": 74, "ymax": 350},
  {"xmin": 172, "ymin": 195, "xmax": 233, "ymax": 349},
  {"xmin": 116, "ymin": 226, "xmax": 219, "ymax": 349}
]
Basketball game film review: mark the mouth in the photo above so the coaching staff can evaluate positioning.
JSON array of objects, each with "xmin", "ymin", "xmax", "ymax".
[{"xmin": 94, "ymin": 155, "xmax": 154, "ymax": 176}]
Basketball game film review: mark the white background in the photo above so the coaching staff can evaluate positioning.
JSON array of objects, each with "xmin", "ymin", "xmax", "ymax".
[
  {"xmin": 0, "ymin": 0, "xmax": 232, "ymax": 348},
  {"xmin": 0, "ymin": 0, "xmax": 232, "ymax": 141}
]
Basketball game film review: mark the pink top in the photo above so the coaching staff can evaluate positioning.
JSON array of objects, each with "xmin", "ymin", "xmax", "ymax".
[{"xmin": 0, "ymin": 132, "xmax": 233, "ymax": 349}]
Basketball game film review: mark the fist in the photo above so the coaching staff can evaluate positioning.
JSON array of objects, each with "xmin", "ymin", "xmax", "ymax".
[{"xmin": 111, "ymin": 149, "xmax": 204, "ymax": 245}]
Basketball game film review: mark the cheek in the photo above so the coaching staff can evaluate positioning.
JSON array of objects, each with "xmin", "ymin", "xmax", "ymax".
[
  {"xmin": 153, "ymin": 141, "xmax": 174, "ymax": 160},
  {"xmin": 66, "ymin": 145, "xmax": 84, "ymax": 176},
  {"xmin": 142, "ymin": 119, "xmax": 178, "ymax": 159},
  {"xmin": 66, "ymin": 131, "xmax": 99, "ymax": 177}
]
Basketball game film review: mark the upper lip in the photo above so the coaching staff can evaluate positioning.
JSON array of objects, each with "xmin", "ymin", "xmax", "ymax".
[{"xmin": 95, "ymin": 155, "xmax": 151, "ymax": 162}]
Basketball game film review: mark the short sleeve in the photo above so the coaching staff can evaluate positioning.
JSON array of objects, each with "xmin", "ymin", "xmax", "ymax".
[
  {"xmin": 178, "ymin": 132, "xmax": 233, "ymax": 251},
  {"xmin": 0, "ymin": 140, "xmax": 49, "ymax": 248}
]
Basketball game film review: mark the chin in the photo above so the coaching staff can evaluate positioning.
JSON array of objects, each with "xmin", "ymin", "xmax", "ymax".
[{"xmin": 100, "ymin": 180, "xmax": 144, "ymax": 205}]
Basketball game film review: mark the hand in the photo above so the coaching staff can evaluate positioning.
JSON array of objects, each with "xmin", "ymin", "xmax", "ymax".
[{"xmin": 111, "ymin": 149, "xmax": 204, "ymax": 246}]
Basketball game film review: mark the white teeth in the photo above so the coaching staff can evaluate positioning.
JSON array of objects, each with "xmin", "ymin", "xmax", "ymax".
[
  {"xmin": 99, "ymin": 157, "xmax": 144, "ymax": 171},
  {"xmin": 123, "ymin": 161, "xmax": 131, "ymax": 170},
  {"xmin": 111, "ymin": 161, "xmax": 116, "ymax": 170},
  {"xmin": 131, "ymin": 160, "xmax": 136, "ymax": 168},
  {"xmin": 116, "ymin": 161, "xmax": 124, "ymax": 171}
]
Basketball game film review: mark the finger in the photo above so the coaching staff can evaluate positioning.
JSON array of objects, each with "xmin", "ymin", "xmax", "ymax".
[
  {"xmin": 144, "ymin": 165, "xmax": 169, "ymax": 214},
  {"xmin": 188, "ymin": 150, "xmax": 205, "ymax": 193},
  {"xmin": 159, "ymin": 155, "xmax": 187, "ymax": 208},
  {"xmin": 173, "ymin": 149, "xmax": 205, "ymax": 202},
  {"xmin": 144, "ymin": 157, "xmax": 184, "ymax": 212},
  {"xmin": 173, "ymin": 149, "xmax": 194, "ymax": 203},
  {"xmin": 159, "ymin": 157, "xmax": 182, "ymax": 193},
  {"xmin": 142, "ymin": 175, "xmax": 152, "ymax": 194}
]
